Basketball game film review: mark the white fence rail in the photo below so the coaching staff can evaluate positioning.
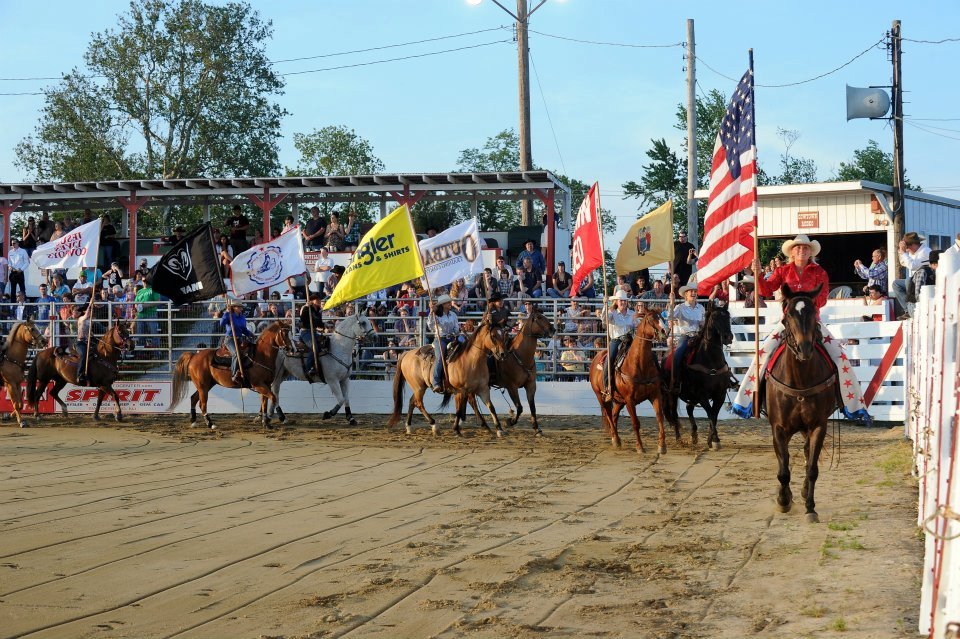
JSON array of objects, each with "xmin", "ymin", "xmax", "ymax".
[{"xmin": 907, "ymin": 250, "xmax": 960, "ymax": 638}]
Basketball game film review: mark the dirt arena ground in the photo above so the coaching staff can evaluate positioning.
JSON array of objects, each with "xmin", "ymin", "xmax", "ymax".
[{"xmin": 0, "ymin": 414, "xmax": 921, "ymax": 639}]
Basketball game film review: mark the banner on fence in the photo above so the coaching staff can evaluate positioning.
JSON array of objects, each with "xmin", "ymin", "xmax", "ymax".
[{"xmin": 0, "ymin": 381, "xmax": 172, "ymax": 414}]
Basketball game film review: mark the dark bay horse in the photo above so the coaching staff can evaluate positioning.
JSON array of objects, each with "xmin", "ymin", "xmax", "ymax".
[
  {"xmin": 171, "ymin": 321, "xmax": 294, "ymax": 430},
  {"xmin": 661, "ymin": 303, "xmax": 736, "ymax": 451},
  {"xmin": 490, "ymin": 309, "xmax": 555, "ymax": 435},
  {"xmin": 766, "ymin": 284, "xmax": 838, "ymax": 523},
  {"xmin": 588, "ymin": 311, "xmax": 668, "ymax": 453},
  {"xmin": 1, "ymin": 320, "xmax": 47, "ymax": 427},
  {"xmin": 389, "ymin": 319, "xmax": 508, "ymax": 437},
  {"xmin": 27, "ymin": 321, "xmax": 133, "ymax": 421}
]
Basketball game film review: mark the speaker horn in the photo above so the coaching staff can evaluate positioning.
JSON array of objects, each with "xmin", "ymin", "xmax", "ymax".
[{"xmin": 846, "ymin": 85, "xmax": 891, "ymax": 121}]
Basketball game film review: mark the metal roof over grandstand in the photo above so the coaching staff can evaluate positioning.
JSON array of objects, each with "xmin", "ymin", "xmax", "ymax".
[{"xmin": 0, "ymin": 171, "xmax": 571, "ymax": 208}]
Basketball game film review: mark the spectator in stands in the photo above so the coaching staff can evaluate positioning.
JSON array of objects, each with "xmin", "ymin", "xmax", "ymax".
[
  {"xmin": 135, "ymin": 258, "xmax": 151, "ymax": 284},
  {"xmin": 102, "ymin": 262, "xmax": 124, "ymax": 290},
  {"xmin": 165, "ymin": 225, "xmax": 186, "ymax": 246},
  {"xmin": 547, "ymin": 261, "xmax": 572, "ymax": 298},
  {"xmin": 562, "ymin": 298, "xmax": 585, "ymax": 334},
  {"xmin": 559, "ymin": 335, "xmax": 588, "ymax": 381},
  {"xmin": 517, "ymin": 257, "xmax": 543, "ymax": 298},
  {"xmin": 449, "ymin": 278, "xmax": 469, "ymax": 311},
  {"xmin": 135, "ymin": 279, "xmax": 161, "ymax": 349},
  {"xmin": 281, "ymin": 215, "xmax": 296, "ymax": 235},
  {"xmin": 252, "ymin": 229, "xmax": 264, "ymax": 246},
  {"xmin": 303, "ymin": 206, "xmax": 326, "ymax": 250},
  {"xmin": 314, "ymin": 247, "xmax": 334, "ymax": 292},
  {"xmin": 613, "ymin": 275, "xmax": 631, "ymax": 297},
  {"xmin": 226, "ymin": 205, "xmax": 250, "ymax": 254},
  {"xmin": 515, "ymin": 239, "xmax": 546, "ymax": 273},
  {"xmin": 20, "ymin": 217, "xmax": 39, "ymax": 257},
  {"xmin": 286, "ymin": 273, "xmax": 311, "ymax": 300},
  {"xmin": 943, "ymin": 232, "xmax": 960, "ymax": 258},
  {"xmin": 324, "ymin": 212, "xmax": 346, "ymax": 251},
  {"xmin": 380, "ymin": 338, "xmax": 400, "ymax": 379},
  {"xmin": 893, "ymin": 232, "xmax": 931, "ymax": 318},
  {"xmin": 640, "ymin": 279, "xmax": 668, "ymax": 312},
  {"xmin": 865, "ymin": 284, "xmax": 887, "ymax": 306},
  {"xmin": 12, "ymin": 291, "xmax": 32, "ymax": 323},
  {"xmin": 324, "ymin": 272, "xmax": 340, "ymax": 299},
  {"xmin": 8, "ymin": 239, "xmax": 29, "ymax": 299},
  {"xmin": 72, "ymin": 271, "xmax": 93, "ymax": 304},
  {"xmin": 37, "ymin": 212, "xmax": 53, "ymax": 244},
  {"xmin": 473, "ymin": 268, "xmax": 497, "ymax": 304},
  {"xmin": 576, "ymin": 271, "xmax": 596, "ymax": 298},
  {"xmin": 854, "ymin": 248, "xmax": 888, "ymax": 295},
  {"xmin": 0, "ymin": 249, "xmax": 7, "ymax": 300},
  {"xmin": 497, "ymin": 268, "xmax": 515, "ymax": 300},
  {"xmin": 217, "ymin": 235, "xmax": 233, "ymax": 277},
  {"xmin": 35, "ymin": 283, "xmax": 56, "ymax": 323},
  {"xmin": 344, "ymin": 212, "xmax": 360, "ymax": 251},
  {"xmin": 495, "ymin": 255, "xmax": 514, "ymax": 280},
  {"xmin": 49, "ymin": 274, "xmax": 69, "ymax": 300},
  {"xmin": 49, "ymin": 221, "xmax": 65, "ymax": 242},
  {"xmin": 99, "ymin": 214, "xmax": 118, "ymax": 268},
  {"xmin": 673, "ymin": 231, "xmax": 697, "ymax": 286}
]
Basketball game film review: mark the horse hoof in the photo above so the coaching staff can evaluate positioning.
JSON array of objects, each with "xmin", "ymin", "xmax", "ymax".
[
  {"xmin": 278, "ymin": 415, "xmax": 286, "ymax": 423},
  {"xmin": 495, "ymin": 430, "xmax": 503, "ymax": 439},
  {"xmin": 431, "ymin": 425, "xmax": 439, "ymax": 437},
  {"xmin": 611, "ymin": 438, "xmax": 621, "ymax": 449},
  {"xmin": 114, "ymin": 414, "xmax": 123, "ymax": 422},
  {"xmin": 710, "ymin": 441, "xmax": 721, "ymax": 451},
  {"xmin": 405, "ymin": 425, "xmax": 413, "ymax": 435},
  {"xmin": 805, "ymin": 512, "xmax": 819, "ymax": 524},
  {"xmin": 18, "ymin": 422, "xmax": 26, "ymax": 429},
  {"xmin": 92, "ymin": 414, "xmax": 101, "ymax": 422},
  {"xmin": 777, "ymin": 502, "xmax": 792, "ymax": 514},
  {"xmin": 348, "ymin": 418, "xmax": 358, "ymax": 426},
  {"xmin": 209, "ymin": 424, "xmax": 217, "ymax": 430},
  {"xmin": 322, "ymin": 412, "xmax": 332, "ymax": 420},
  {"xmin": 658, "ymin": 444, "xmax": 667, "ymax": 454},
  {"xmin": 190, "ymin": 421, "xmax": 197, "ymax": 428},
  {"xmin": 534, "ymin": 428, "xmax": 543, "ymax": 437}
]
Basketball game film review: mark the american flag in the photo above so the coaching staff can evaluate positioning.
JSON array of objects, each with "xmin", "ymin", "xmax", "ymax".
[{"xmin": 695, "ymin": 69, "xmax": 757, "ymax": 296}]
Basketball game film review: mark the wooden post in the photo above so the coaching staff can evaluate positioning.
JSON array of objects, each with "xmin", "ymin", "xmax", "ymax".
[
  {"xmin": 686, "ymin": 18, "xmax": 699, "ymax": 245},
  {"xmin": 749, "ymin": 48, "xmax": 760, "ymax": 419}
]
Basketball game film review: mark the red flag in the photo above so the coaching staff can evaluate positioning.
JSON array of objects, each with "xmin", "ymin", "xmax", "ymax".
[
  {"xmin": 696, "ymin": 69, "xmax": 757, "ymax": 295},
  {"xmin": 570, "ymin": 183, "xmax": 603, "ymax": 298}
]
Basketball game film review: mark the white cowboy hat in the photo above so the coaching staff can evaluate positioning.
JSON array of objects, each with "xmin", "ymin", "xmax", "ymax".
[
  {"xmin": 609, "ymin": 290, "xmax": 631, "ymax": 302},
  {"xmin": 740, "ymin": 275, "xmax": 755, "ymax": 284},
  {"xmin": 436, "ymin": 294, "xmax": 453, "ymax": 305},
  {"xmin": 678, "ymin": 285, "xmax": 697, "ymax": 296},
  {"xmin": 781, "ymin": 234, "xmax": 821, "ymax": 257}
]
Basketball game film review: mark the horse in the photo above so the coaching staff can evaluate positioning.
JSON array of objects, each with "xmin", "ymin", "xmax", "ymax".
[
  {"xmin": 489, "ymin": 309, "xmax": 556, "ymax": 435},
  {"xmin": 588, "ymin": 310, "xmax": 668, "ymax": 453},
  {"xmin": 170, "ymin": 321, "xmax": 294, "ymax": 430},
  {"xmin": 268, "ymin": 314, "xmax": 377, "ymax": 426},
  {"xmin": 27, "ymin": 321, "xmax": 134, "ymax": 422},
  {"xmin": 765, "ymin": 284, "xmax": 838, "ymax": 523},
  {"xmin": 0, "ymin": 320, "xmax": 48, "ymax": 427},
  {"xmin": 661, "ymin": 303, "xmax": 736, "ymax": 451},
  {"xmin": 388, "ymin": 319, "xmax": 508, "ymax": 437}
]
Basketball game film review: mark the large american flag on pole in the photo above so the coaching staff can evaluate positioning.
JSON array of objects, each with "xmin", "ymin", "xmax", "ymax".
[{"xmin": 696, "ymin": 69, "xmax": 757, "ymax": 296}]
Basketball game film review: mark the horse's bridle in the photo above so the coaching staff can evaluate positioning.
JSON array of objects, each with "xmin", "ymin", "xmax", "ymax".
[{"xmin": 3, "ymin": 324, "xmax": 45, "ymax": 368}]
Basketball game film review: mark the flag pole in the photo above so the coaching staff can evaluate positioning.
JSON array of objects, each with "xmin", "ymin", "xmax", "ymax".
[
  {"xmin": 667, "ymin": 260, "xmax": 676, "ymax": 391},
  {"xmin": 749, "ymin": 48, "xmax": 760, "ymax": 419},
  {"xmin": 82, "ymin": 269, "xmax": 97, "ymax": 385},
  {"xmin": 594, "ymin": 187, "xmax": 613, "ymax": 399},
  {"xmin": 400, "ymin": 206, "xmax": 449, "ymax": 391}
]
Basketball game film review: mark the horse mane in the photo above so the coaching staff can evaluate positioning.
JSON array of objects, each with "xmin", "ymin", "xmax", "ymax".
[
  {"xmin": 3, "ymin": 321, "xmax": 26, "ymax": 350},
  {"xmin": 263, "ymin": 320, "xmax": 290, "ymax": 334}
]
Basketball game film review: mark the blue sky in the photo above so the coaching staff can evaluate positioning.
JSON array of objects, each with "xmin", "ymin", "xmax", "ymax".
[{"xmin": 1, "ymin": 0, "xmax": 958, "ymax": 235}]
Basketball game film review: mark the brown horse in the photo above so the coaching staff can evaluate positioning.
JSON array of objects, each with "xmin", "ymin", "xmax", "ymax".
[
  {"xmin": 589, "ymin": 311, "xmax": 668, "ymax": 453},
  {"xmin": 27, "ymin": 321, "xmax": 134, "ymax": 421},
  {"xmin": 490, "ymin": 309, "xmax": 556, "ymax": 435},
  {"xmin": 171, "ymin": 321, "xmax": 294, "ymax": 430},
  {"xmin": 765, "ymin": 284, "xmax": 838, "ymax": 523},
  {"xmin": 388, "ymin": 319, "xmax": 508, "ymax": 437},
  {"xmin": 1, "ymin": 320, "xmax": 48, "ymax": 427}
]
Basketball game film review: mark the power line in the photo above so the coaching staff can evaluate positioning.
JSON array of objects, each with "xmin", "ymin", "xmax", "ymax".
[
  {"xmin": 529, "ymin": 29, "xmax": 682, "ymax": 49},
  {"xmin": 529, "ymin": 52, "xmax": 566, "ymax": 176},
  {"xmin": 278, "ymin": 40, "xmax": 510, "ymax": 77},
  {"xmin": 905, "ymin": 119, "xmax": 960, "ymax": 142},
  {"xmin": 902, "ymin": 36, "xmax": 960, "ymax": 44},
  {"xmin": 909, "ymin": 117, "xmax": 960, "ymax": 122},
  {"xmin": 904, "ymin": 120, "xmax": 960, "ymax": 134},
  {"xmin": 696, "ymin": 36, "xmax": 884, "ymax": 88}
]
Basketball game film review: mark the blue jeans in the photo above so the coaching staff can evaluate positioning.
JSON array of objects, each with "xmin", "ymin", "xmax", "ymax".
[
  {"xmin": 892, "ymin": 278, "xmax": 909, "ymax": 315},
  {"xmin": 672, "ymin": 334, "xmax": 692, "ymax": 372},
  {"xmin": 225, "ymin": 337, "xmax": 241, "ymax": 377},
  {"xmin": 433, "ymin": 336, "xmax": 454, "ymax": 387},
  {"xmin": 300, "ymin": 329, "xmax": 320, "ymax": 372},
  {"xmin": 76, "ymin": 342, "xmax": 88, "ymax": 379},
  {"xmin": 605, "ymin": 338, "xmax": 622, "ymax": 389},
  {"xmin": 579, "ymin": 285, "xmax": 596, "ymax": 299},
  {"xmin": 546, "ymin": 288, "xmax": 569, "ymax": 298},
  {"xmin": 137, "ymin": 320, "xmax": 158, "ymax": 346}
]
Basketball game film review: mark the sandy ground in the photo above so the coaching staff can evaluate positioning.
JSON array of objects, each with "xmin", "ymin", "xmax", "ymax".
[{"xmin": 0, "ymin": 413, "xmax": 921, "ymax": 639}]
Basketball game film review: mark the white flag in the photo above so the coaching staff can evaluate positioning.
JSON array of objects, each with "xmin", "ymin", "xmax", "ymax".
[
  {"xmin": 32, "ymin": 218, "xmax": 102, "ymax": 269},
  {"xmin": 229, "ymin": 226, "xmax": 306, "ymax": 295},
  {"xmin": 418, "ymin": 218, "xmax": 483, "ymax": 289}
]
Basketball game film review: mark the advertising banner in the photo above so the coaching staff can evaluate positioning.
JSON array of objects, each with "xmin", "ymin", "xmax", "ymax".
[{"xmin": 0, "ymin": 381, "xmax": 172, "ymax": 414}]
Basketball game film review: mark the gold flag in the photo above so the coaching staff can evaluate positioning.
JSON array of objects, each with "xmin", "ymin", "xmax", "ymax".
[
  {"xmin": 324, "ymin": 205, "xmax": 424, "ymax": 309},
  {"xmin": 615, "ymin": 200, "xmax": 675, "ymax": 275}
]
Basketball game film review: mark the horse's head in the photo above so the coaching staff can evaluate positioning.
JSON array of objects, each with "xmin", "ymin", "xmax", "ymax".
[
  {"xmin": 478, "ymin": 320, "xmax": 508, "ymax": 361},
  {"xmin": 112, "ymin": 322, "xmax": 135, "ymax": 353},
  {"xmin": 704, "ymin": 302, "xmax": 734, "ymax": 346},
  {"xmin": 525, "ymin": 310, "xmax": 556, "ymax": 339},
  {"xmin": 19, "ymin": 319, "xmax": 48, "ymax": 350},
  {"xmin": 780, "ymin": 284, "xmax": 821, "ymax": 361},
  {"xmin": 339, "ymin": 313, "xmax": 377, "ymax": 345},
  {"xmin": 637, "ymin": 309, "xmax": 666, "ymax": 342},
  {"xmin": 269, "ymin": 321, "xmax": 296, "ymax": 354}
]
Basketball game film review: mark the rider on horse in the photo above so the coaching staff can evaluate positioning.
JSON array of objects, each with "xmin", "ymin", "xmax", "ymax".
[
  {"xmin": 486, "ymin": 291, "xmax": 511, "ymax": 328},
  {"xmin": 299, "ymin": 293, "xmax": 327, "ymax": 380},
  {"xmin": 75, "ymin": 302, "xmax": 93, "ymax": 385},
  {"xmin": 732, "ymin": 234, "xmax": 872, "ymax": 425},
  {"xmin": 602, "ymin": 290, "xmax": 640, "ymax": 399},
  {"xmin": 431, "ymin": 294, "xmax": 460, "ymax": 394},
  {"xmin": 221, "ymin": 301, "xmax": 255, "ymax": 383},
  {"xmin": 667, "ymin": 284, "xmax": 706, "ymax": 390}
]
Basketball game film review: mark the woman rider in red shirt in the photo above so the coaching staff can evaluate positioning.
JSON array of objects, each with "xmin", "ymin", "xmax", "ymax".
[{"xmin": 731, "ymin": 234, "xmax": 871, "ymax": 425}]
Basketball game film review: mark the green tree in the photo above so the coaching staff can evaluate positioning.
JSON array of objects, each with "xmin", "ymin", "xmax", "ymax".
[
  {"xmin": 15, "ymin": 0, "xmax": 286, "ymax": 237},
  {"xmin": 833, "ymin": 139, "xmax": 917, "ymax": 190},
  {"xmin": 772, "ymin": 128, "xmax": 818, "ymax": 185},
  {"xmin": 455, "ymin": 129, "xmax": 523, "ymax": 229}
]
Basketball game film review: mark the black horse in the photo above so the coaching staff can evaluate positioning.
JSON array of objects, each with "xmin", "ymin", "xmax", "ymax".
[{"xmin": 661, "ymin": 303, "xmax": 736, "ymax": 450}]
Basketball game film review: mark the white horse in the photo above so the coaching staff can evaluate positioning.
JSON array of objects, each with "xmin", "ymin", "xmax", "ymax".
[{"xmin": 268, "ymin": 314, "xmax": 377, "ymax": 425}]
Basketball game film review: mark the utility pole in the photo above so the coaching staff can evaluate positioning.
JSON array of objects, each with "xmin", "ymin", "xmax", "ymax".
[
  {"xmin": 516, "ymin": 0, "xmax": 534, "ymax": 225},
  {"xmin": 685, "ymin": 19, "xmax": 698, "ymax": 246},
  {"xmin": 890, "ymin": 19, "xmax": 905, "ymax": 245}
]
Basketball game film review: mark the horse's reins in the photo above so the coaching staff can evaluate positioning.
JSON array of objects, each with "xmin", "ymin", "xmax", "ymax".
[{"xmin": 2, "ymin": 326, "xmax": 44, "ymax": 368}]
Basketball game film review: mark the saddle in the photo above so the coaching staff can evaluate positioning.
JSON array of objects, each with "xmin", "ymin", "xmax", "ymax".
[
  {"xmin": 757, "ymin": 341, "xmax": 842, "ymax": 415},
  {"xmin": 445, "ymin": 336, "xmax": 467, "ymax": 363},
  {"xmin": 212, "ymin": 340, "xmax": 251, "ymax": 373},
  {"xmin": 599, "ymin": 335, "xmax": 644, "ymax": 386}
]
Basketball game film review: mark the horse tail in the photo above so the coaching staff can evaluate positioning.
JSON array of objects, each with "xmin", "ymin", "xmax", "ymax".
[
  {"xmin": 170, "ymin": 352, "xmax": 194, "ymax": 411},
  {"xmin": 439, "ymin": 391, "xmax": 453, "ymax": 411},
  {"xmin": 26, "ymin": 352, "xmax": 40, "ymax": 405},
  {"xmin": 387, "ymin": 354, "xmax": 406, "ymax": 427}
]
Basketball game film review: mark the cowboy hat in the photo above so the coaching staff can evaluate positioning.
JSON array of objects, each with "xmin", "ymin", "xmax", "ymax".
[
  {"xmin": 781, "ymin": 234, "xmax": 821, "ymax": 257},
  {"xmin": 902, "ymin": 232, "xmax": 925, "ymax": 245},
  {"xmin": 609, "ymin": 290, "xmax": 631, "ymax": 302},
  {"xmin": 740, "ymin": 275, "xmax": 755, "ymax": 284},
  {"xmin": 678, "ymin": 285, "xmax": 697, "ymax": 296},
  {"xmin": 436, "ymin": 294, "xmax": 453, "ymax": 305}
]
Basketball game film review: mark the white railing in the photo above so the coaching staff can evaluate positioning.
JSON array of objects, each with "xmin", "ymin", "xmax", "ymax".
[{"xmin": 906, "ymin": 250, "xmax": 960, "ymax": 638}]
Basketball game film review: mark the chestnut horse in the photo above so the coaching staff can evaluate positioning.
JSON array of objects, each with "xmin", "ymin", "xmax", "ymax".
[
  {"xmin": 171, "ymin": 321, "xmax": 294, "ymax": 430},
  {"xmin": 589, "ymin": 311, "xmax": 667, "ymax": 453},
  {"xmin": 661, "ymin": 303, "xmax": 736, "ymax": 451},
  {"xmin": 489, "ymin": 309, "xmax": 556, "ymax": 435},
  {"xmin": 27, "ymin": 321, "xmax": 133, "ymax": 421},
  {"xmin": 388, "ymin": 319, "xmax": 508, "ymax": 437},
  {"xmin": 1, "ymin": 320, "xmax": 48, "ymax": 427},
  {"xmin": 765, "ymin": 284, "xmax": 838, "ymax": 523}
]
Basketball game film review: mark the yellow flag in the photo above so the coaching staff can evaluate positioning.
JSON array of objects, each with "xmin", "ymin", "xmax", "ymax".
[
  {"xmin": 615, "ymin": 200, "xmax": 675, "ymax": 275},
  {"xmin": 324, "ymin": 205, "xmax": 424, "ymax": 309}
]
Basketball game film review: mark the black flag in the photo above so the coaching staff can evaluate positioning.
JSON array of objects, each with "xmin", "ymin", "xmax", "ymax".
[{"xmin": 150, "ymin": 223, "xmax": 226, "ymax": 304}]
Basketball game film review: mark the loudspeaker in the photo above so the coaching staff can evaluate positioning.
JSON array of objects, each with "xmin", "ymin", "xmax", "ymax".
[{"xmin": 846, "ymin": 85, "xmax": 891, "ymax": 120}]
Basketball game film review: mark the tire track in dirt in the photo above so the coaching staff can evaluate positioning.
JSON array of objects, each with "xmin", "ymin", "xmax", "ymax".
[{"xmin": 8, "ymin": 450, "xmax": 518, "ymax": 639}]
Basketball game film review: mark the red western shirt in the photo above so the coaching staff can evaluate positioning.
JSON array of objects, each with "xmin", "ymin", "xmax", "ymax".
[{"xmin": 758, "ymin": 262, "xmax": 830, "ymax": 310}]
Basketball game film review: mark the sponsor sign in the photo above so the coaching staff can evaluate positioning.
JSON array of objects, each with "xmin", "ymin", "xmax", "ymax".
[
  {"xmin": 797, "ymin": 210, "xmax": 820, "ymax": 229},
  {"xmin": 0, "ymin": 381, "xmax": 172, "ymax": 415}
]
